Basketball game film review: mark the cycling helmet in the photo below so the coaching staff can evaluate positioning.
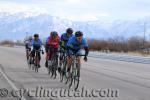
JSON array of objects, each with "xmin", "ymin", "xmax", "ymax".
[
  {"xmin": 75, "ymin": 31, "xmax": 83, "ymax": 37},
  {"xmin": 34, "ymin": 33, "xmax": 39, "ymax": 38},
  {"xmin": 51, "ymin": 31, "xmax": 58, "ymax": 37},
  {"xmin": 66, "ymin": 28, "xmax": 73, "ymax": 34}
]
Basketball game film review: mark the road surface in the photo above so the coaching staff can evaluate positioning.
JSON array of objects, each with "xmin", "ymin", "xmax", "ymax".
[{"xmin": 0, "ymin": 46, "xmax": 150, "ymax": 100}]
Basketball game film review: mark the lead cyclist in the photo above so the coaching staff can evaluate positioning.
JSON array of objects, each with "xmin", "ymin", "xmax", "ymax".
[{"xmin": 66, "ymin": 31, "xmax": 89, "ymax": 77}]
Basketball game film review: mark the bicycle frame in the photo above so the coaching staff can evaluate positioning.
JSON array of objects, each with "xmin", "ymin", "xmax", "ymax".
[
  {"xmin": 68, "ymin": 53, "xmax": 85, "ymax": 90},
  {"xmin": 34, "ymin": 49, "xmax": 43, "ymax": 72},
  {"xmin": 47, "ymin": 47, "xmax": 58, "ymax": 78},
  {"xmin": 59, "ymin": 50, "xmax": 68, "ymax": 82}
]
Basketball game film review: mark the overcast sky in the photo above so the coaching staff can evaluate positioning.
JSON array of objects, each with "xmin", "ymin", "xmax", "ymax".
[{"xmin": 0, "ymin": 0, "xmax": 150, "ymax": 21}]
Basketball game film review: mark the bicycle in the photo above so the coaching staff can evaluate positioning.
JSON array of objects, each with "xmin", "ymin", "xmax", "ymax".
[
  {"xmin": 33, "ymin": 49, "xmax": 44, "ymax": 73},
  {"xmin": 47, "ymin": 46, "xmax": 58, "ymax": 79},
  {"xmin": 66, "ymin": 53, "xmax": 85, "ymax": 90},
  {"xmin": 59, "ymin": 48, "xmax": 68, "ymax": 82},
  {"xmin": 26, "ymin": 48, "xmax": 32, "ymax": 69}
]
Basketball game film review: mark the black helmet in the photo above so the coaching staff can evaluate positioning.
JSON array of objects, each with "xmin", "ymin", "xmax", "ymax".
[
  {"xmin": 34, "ymin": 33, "xmax": 39, "ymax": 38},
  {"xmin": 75, "ymin": 31, "xmax": 83, "ymax": 37},
  {"xmin": 66, "ymin": 28, "xmax": 73, "ymax": 34}
]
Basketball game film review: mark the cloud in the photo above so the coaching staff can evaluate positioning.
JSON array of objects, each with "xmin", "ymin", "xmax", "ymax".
[
  {"xmin": 0, "ymin": 2, "xmax": 48, "ymax": 14},
  {"xmin": 0, "ymin": 3, "xmax": 29, "ymax": 13},
  {"xmin": 1, "ymin": 0, "xmax": 150, "ymax": 21}
]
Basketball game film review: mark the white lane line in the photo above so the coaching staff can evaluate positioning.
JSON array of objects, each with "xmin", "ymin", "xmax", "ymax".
[{"xmin": 0, "ymin": 66, "xmax": 27, "ymax": 100}]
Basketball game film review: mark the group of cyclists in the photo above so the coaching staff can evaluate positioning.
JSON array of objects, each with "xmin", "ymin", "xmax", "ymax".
[{"xmin": 25, "ymin": 28, "xmax": 89, "ymax": 78}]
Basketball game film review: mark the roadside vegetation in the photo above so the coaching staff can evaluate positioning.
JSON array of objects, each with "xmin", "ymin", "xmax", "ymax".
[
  {"xmin": 1, "ymin": 36, "xmax": 150, "ymax": 55},
  {"xmin": 0, "ymin": 40, "xmax": 15, "ymax": 47},
  {"xmin": 88, "ymin": 36, "xmax": 150, "ymax": 55}
]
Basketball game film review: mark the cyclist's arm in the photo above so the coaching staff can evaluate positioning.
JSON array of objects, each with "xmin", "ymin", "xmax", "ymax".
[
  {"xmin": 39, "ymin": 39, "xmax": 45, "ymax": 52},
  {"xmin": 82, "ymin": 38, "xmax": 89, "ymax": 56},
  {"xmin": 84, "ymin": 46, "xmax": 89, "ymax": 56}
]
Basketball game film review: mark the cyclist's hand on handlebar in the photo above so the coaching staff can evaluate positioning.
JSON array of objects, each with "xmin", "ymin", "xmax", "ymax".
[{"xmin": 84, "ymin": 56, "xmax": 87, "ymax": 62}]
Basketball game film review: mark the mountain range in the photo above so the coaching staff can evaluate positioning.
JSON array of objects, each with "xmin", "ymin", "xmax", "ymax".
[{"xmin": 0, "ymin": 12, "xmax": 150, "ymax": 40}]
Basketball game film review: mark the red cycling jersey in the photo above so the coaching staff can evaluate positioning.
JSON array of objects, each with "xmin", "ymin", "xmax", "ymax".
[{"xmin": 47, "ymin": 36, "xmax": 60, "ymax": 48}]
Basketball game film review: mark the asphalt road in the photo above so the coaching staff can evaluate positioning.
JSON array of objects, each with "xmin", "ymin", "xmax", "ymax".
[{"xmin": 0, "ymin": 46, "xmax": 150, "ymax": 100}]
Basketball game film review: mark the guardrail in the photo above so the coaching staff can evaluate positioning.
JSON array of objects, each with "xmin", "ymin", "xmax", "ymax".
[{"xmin": 89, "ymin": 52, "xmax": 150, "ymax": 64}]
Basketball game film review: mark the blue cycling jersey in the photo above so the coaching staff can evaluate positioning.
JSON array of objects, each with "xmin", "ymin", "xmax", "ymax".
[
  {"xmin": 67, "ymin": 36, "xmax": 88, "ymax": 51},
  {"xmin": 61, "ymin": 33, "xmax": 73, "ymax": 47},
  {"xmin": 31, "ymin": 39, "xmax": 42, "ymax": 46}
]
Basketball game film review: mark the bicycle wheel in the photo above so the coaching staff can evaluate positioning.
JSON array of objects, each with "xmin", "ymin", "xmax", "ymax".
[
  {"xmin": 69, "ymin": 62, "xmax": 80, "ymax": 90},
  {"xmin": 28, "ymin": 56, "xmax": 32, "ymax": 69},
  {"xmin": 59, "ymin": 63, "xmax": 63, "ymax": 82},
  {"xmin": 69, "ymin": 62, "xmax": 74, "ymax": 88},
  {"xmin": 74, "ymin": 74, "xmax": 80, "ymax": 90},
  {"xmin": 52, "ymin": 52, "xmax": 58, "ymax": 79},
  {"xmin": 60, "ymin": 60, "xmax": 67, "ymax": 82},
  {"xmin": 53, "ymin": 58, "xmax": 58, "ymax": 79},
  {"xmin": 48, "ymin": 60, "xmax": 52, "ymax": 75},
  {"xmin": 50, "ymin": 59, "xmax": 55, "ymax": 78},
  {"xmin": 74, "ymin": 61, "xmax": 80, "ymax": 90},
  {"xmin": 34, "ymin": 65, "xmax": 37, "ymax": 72},
  {"xmin": 48, "ymin": 65, "xmax": 51, "ymax": 75}
]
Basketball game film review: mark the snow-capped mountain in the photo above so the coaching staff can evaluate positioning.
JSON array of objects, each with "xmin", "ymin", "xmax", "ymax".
[{"xmin": 0, "ymin": 12, "xmax": 150, "ymax": 40}]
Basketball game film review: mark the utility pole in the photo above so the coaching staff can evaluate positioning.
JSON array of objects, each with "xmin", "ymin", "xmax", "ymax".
[
  {"xmin": 24, "ymin": 32, "xmax": 28, "ymax": 42},
  {"xmin": 143, "ymin": 22, "xmax": 146, "ymax": 49}
]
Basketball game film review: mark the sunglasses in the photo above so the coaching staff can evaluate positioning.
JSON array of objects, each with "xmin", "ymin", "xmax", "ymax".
[{"xmin": 76, "ymin": 36, "xmax": 82, "ymax": 40}]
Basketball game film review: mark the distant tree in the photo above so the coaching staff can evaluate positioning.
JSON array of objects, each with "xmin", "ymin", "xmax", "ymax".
[{"xmin": 0, "ymin": 40, "xmax": 15, "ymax": 47}]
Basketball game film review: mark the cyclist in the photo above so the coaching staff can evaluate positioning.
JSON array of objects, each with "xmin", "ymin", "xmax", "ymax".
[
  {"xmin": 60, "ymin": 28, "xmax": 73, "ymax": 49},
  {"xmin": 45, "ymin": 31, "xmax": 60, "ymax": 68},
  {"xmin": 31, "ymin": 34, "xmax": 43, "ymax": 68},
  {"xmin": 25, "ymin": 36, "xmax": 32, "ymax": 60},
  {"xmin": 66, "ymin": 31, "xmax": 89, "ymax": 77},
  {"xmin": 58, "ymin": 28, "xmax": 73, "ymax": 72}
]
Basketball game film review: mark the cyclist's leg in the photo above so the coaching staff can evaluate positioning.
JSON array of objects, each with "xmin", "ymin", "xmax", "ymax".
[
  {"xmin": 59, "ymin": 52, "xmax": 63, "ymax": 66},
  {"xmin": 46, "ymin": 47, "xmax": 52, "ymax": 67},
  {"xmin": 47, "ymin": 48, "xmax": 52, "ymax": 66},
  {"xmin": 28, "ymin": 50, "xmax": 32, "ymax": 64},
  {"xmin": 27, "ymin": 48, "xmax": 31, "ymax": 60},
  {"xmin": 66, "ymin": 56, "xmax": 72, "ymax": 78},
  {"xmin": 45, "ymin": 45, "xmax": 49, "ymax": 67},
  {"xmin": 53, "ymin": 48, "xmax": 58, "ymax": 78},
  {"xmin": 54, "ymin": 48, "xmax": 58, "ymax": 59},
  {"xmin": 26, "ymin": 49, "xmax": 28, "ymax": 59},
  {"xmin": 77, "ymin": 57, "xmax": 81, "ymax": 77},
  {"xmin": 45, "ymin": 52, "xmax": 49, "ymax": 67},
  {"xmin": 76, "ymin": 50, "xmax": 82, "ymax": 77},
  {"xmin": 31, "ymin": 50, "xmax": 35, "ymax": 64},
  {"xmin": 58, "ymin": 53, "xmax": 62, "ymax": 72},
  {"xmin": 38, "ymin": 51, "xmax": 41, "ymax": 68},
  {"xmin": 67, "ymin": 50, "xmax": 73, "ymax": 73},
  {"xmin": 25, "ymin": 45, "xmax": 28, "ymax": 58},
  {"xmin": 55, "ymin": 48, "xmax": 59, "ymax": 67}
]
